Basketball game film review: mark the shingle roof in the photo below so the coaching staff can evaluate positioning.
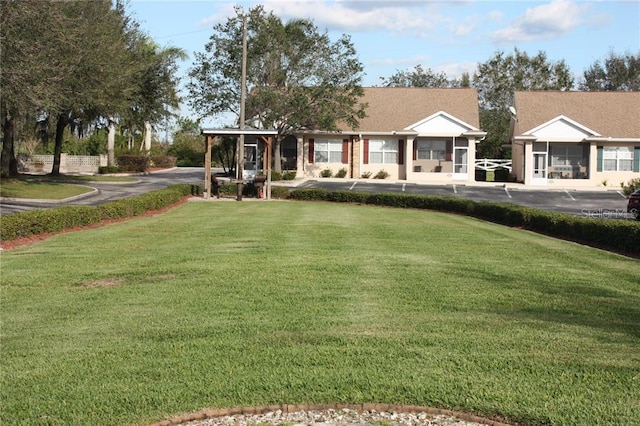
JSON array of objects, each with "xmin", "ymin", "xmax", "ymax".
[
  {"xmin": 344, "ymin": 87, "xmax": 481, "ymax": 132},
  {"xmin": 514, "ymin": 91, "xmax": 640, "ymax": 138}
]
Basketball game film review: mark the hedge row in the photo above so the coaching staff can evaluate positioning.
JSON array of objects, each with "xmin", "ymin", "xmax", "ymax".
[
  {"xmin": 0, "ymin": 184, "xmax": 199, "ymax": 242},
  {"xmin": 288, "ymin": 189, "xmax": 640, "ymax": 256}
]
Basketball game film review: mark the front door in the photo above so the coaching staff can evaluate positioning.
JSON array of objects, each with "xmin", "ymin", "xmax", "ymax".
[{"xmin": 531, "ymin": 152, "xmax": 547, "ymax": 185}]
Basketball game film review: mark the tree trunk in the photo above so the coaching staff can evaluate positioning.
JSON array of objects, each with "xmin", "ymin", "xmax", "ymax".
[
  {"xmin": 273, "ymin": 136, "xmax": 282, "ymax": 172},
  {"xmin": 142, "ymin": 121, "xmax": 152, "ymax": 154},
  {"xmin": 1, "ymin": 113, "xmax": 17, "ymax": 177},
  {"xmin": 51, "ymin": 113, "xmax": 66, "ymax": 176},
  {"xmin": 107, "ymin": 118, "xmax": 116, "ymax": 166}
]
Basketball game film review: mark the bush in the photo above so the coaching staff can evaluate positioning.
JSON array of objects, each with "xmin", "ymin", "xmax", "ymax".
[
  {"xmin": 282, "ymin": 171, "xmax": 297, "ymax": 181},
  {"xmin": 271, "ymin": 186, "xmax": 290, "ymax": 199},
  {"xmin": 494, "ymin": 167, "xmax": 510, "ymax": 182},
  {"xmin": 320, "ymin": 169, "xmax": 333, "ymax": 178},
  {"xmin": 0, "ymin": 184, "xmax": 195, "ymax": 242},
  {"xmin": 374, "ymin": 170, "xmax": 389, "ymax": 179},
  {"xmin": 335, "ymin": 168, "xmax": 347, "ymax": 178},
  {"xmin": 117, "ymin": 155, "xmax": 150, "ymax": 172},
  {"xmin": 151, "ymin": 155, "xmax": 176, "ymax": 169},
  {"xmin": 271, "ymin": 171, "xmax": 283, "ymax": 181},
  {"xmin": 98, "ymin": 166, "xmax": 119, "ymax": 174},
  {"xmin": 361, "ymin": 171, "xmax": 372, "ymax": 179},
  {"xmin": 622, "ymin": 178, "xmax": 640, "ymax": 196}
]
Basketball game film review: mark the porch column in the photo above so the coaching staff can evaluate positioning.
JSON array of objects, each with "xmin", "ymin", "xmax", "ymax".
[
  {"xmin": 467, "ymin": 137, "xmax": 476, "ymax": 183},
  {"xmin": 523, "ymin": 141, "xmax": 532, "ymax": 186},
  {"xmin": 296, "ymin": 135, "xmax": 304, "ymax": 177},
  {"xmin": 406, "ymin": 137, "xmax": 414, "ymax": 180},
  {"xmin": 351, "ymin": 136, "xmax": 361, "ymax": 178}
]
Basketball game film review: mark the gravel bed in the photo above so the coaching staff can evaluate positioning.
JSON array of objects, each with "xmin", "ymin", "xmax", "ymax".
[{"xmin": 179, "ymin": 408, "xmax": 493, "ymax": 426}]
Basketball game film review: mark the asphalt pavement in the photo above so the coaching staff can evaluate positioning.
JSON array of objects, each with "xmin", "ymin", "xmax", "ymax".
[{"xmin": 0, "ymin": 168, "xmax": 633, "ymax": 220}]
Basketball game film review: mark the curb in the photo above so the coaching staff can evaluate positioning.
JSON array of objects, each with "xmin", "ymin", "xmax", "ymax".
[
  {"xmin": 0, "ymin": 186, "xmax": 99, "ymax": 204},
  {"xmin": 150, "ymin": 403, "xmax": 513, "ymax": 426}
]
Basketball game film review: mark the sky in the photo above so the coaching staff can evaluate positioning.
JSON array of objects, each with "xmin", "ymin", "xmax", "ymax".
[{"xmin": 126, "ymin": 0, "xmax": 640, "ymax": 128}]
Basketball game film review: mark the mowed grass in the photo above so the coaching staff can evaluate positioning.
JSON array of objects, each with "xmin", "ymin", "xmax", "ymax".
[
  {"xmin": 1, "ymin": 201, "xmax": 639, "ymax": 425},
  {"xmin": 1, "ymin": 174, "xmax": 135, "ymax": 199}
]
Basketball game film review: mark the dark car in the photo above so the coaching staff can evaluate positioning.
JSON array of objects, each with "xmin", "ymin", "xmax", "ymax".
[{"xmin": 627, "ymin": 189, "xmax": 640, "ymax": 220}]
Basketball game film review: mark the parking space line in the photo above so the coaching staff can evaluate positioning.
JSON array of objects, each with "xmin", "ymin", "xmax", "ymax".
[
  {"xmin": 564, "ymin": 190, "xmax": 576, "ymax": 201},
  {"xmin": 617, "ymin": 191, "xmax": 628, "ymax": 198},
  {"xmin": 452, "ymin": 185, "xmax": 457, "ymax": 194},
  {"xmin": 402, "ymin": 183, "xmax": 406, "ymax": 192},
  {"xmin": 349, "ymin": 181, "xmax": 357, "ymax": 190},
  {"xmin": 504, "ymin": 186, "xmax": 512, "ymax": 198}
]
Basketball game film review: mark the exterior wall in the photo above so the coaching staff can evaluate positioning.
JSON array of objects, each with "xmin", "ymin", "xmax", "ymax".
[
  {"xmin": 511, "ymin": 142, "xmax": 525, "ymax": 183},
  {"xmin": 520, "ymin": 140, "xmax": 640, "ymax": 187},
  {"xmin": 16, "ymin": 154, "xmax": 108, "ymax": 174}
]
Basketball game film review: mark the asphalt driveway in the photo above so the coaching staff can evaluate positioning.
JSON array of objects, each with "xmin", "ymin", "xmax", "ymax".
[{"xmin": 0, "ymin": 168, "xmax": 633, "ymax": 220}]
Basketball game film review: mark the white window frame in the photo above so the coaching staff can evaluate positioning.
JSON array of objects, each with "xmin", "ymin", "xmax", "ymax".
[
  {"xmin": 314, "ymin": 139, "xmax": 343, "ymax": 163},
  {"xmin": 416, "ymin": 140, "xmax": 446, "ymax": 160},
  {"xmin": 603, "ymin": 146, "xmax": 634, "ymax": 172},
  {"xmin": 369, "ymin": 139, "xmax": 398, "ymax": 164}
]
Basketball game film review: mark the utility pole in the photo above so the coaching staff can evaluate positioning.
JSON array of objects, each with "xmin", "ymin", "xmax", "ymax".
[{"xmin": 236, "ymin": 14, "xmax": 248, "ymax": 201}]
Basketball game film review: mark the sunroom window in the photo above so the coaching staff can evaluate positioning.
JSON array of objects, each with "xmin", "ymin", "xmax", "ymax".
[{"xmin": 416, "ymin": 140, "xmax": 446, "ymax": 160}]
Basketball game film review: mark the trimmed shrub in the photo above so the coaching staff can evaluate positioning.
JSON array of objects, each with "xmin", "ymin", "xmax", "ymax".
[
  {"xmin": 151, "ymin": 155, "xmax": 176, "ymax": 169},
  {"xmin": 117, "ymin": 155, "xmax": 150, "ymax": 172},
  {"xmin": 271, "ymin": 186, "xmax": 290, "ymax": 199},
  {"xmin": 98, "ymin": 166, "xmax": 119, "ymax": 174},
  {"xmin": 320, "ymin": 169, "xmax": 333, "ymax": 178},
  {"xmin": 0, "ymin": 184, "xmax": 194, "ymax": 242},
  {"xmin": 335, "ymin": 168, "xmax": 348, "ymax": 178},
  {"xmin": 271, "ymin": 171, "xmax": 283, "ymax": 181},
  {"xmin": 374, "ymin": 170, "xmax": 389, "ymax": 179},
  {"xmin": 282, "ymin": 171, "xmax": 297, "ymax": 180},
  {"xmin": 361, "ymin": 171, "xmax": 372, "ymax": 179}
]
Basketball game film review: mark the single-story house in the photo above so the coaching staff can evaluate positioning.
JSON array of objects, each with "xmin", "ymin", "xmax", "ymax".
[
  {"xmin": 277, "ymin": 87, "xmax": 486, "ymax": 183},
  {"xmin": 508, "ymin": 91, "xmax": 640, "ymax": 187}
]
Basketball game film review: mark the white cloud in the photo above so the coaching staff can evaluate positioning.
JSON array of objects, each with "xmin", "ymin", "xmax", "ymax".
[{"xmin": 491, "ymin": 0, "xmax": 591, "ymax": 43}]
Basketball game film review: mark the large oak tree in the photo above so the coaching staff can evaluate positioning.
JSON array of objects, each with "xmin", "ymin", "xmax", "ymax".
[{"xmin": 188, "ymin": 6, "xmax": 366, "ymax": 172}]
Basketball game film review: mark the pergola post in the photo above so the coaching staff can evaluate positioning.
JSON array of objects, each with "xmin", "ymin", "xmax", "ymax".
[{"xmin": 204, "ymin": 135, "xmax": 212, "ymax": 199}]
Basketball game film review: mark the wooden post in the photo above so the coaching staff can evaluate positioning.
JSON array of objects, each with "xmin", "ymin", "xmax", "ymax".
[
  {"xmin": 266, "ymin": 136, "xmax": 273, "ymax": 200},
  {"xmin": 204, "ymin": 135, "xmax": 212, "ymax": 199}
]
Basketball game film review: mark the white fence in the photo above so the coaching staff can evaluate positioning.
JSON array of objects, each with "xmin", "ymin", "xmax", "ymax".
[
  {"xmin": 475, "ymin": 159, "xmax": 512, "ymax": 172},
  {"xmin": 16, "ymin": 154, "xmax": 108, "ymax": 174}
]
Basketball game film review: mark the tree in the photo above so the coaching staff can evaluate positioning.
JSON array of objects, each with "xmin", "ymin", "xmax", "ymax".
[
  {"xmin": 1, "ymin": 0, "xmax": 76, "ymax": 176},
  {"xmin": 380, "ymin": 65, "xmax": 454, "ymax": 87},
  {"xmin": 122, "ymin": 35, "xmax": 187, "ymax": 153},
  {"xmin": 580, "ymin": 50, "xmax": 640, "ymax": 91},
  {"xmin": 473, "ymin": 48, "xmax": 573, "ymax": 158},
  {"xmin": 188, "ymin": 5, "xmax": 366, "ymax": 171}
]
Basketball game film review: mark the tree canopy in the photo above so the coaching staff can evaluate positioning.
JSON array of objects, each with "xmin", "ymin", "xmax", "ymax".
[
  {"xmin": 580, "ymin": 50, "xmax": 640, "ymax": 91},
  {"xmin": 473, "ymin": 48, "xmax": 574, "ymax": 158},
  {"xmin": 187, "ymin": 5, "xmax": 367, "ymax": 170},
  {"xmin": 1, "ymin": 0, "xmax": 185, "ymax": 177},
  {"xmin": 380, "ymin": 65, "xmax": 468, "ymax": 88}
]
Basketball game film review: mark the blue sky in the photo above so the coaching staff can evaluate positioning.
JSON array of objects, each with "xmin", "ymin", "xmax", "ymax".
[{"xmin": 126, "ymin": 0, "xmax": 640, "ymax": 127}]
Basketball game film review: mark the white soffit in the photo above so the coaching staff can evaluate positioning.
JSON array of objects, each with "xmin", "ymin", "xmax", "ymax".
[
  {"xmin": 525, "ymin": 115, "xmax": 600, "ymax": 141},
  {"xmin": 405, "ymin": 111, "xmax": 476, "ymax": 135}
]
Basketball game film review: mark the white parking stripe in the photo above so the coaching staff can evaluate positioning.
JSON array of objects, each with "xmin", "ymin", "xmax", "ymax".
[
  {"xmin": 402, "ymin": 183, "xmax": 406, "ymax": 192},
  {"xmin": 504, "ymin": 187, "xmax": 512, "ymax": 198},
  {"xmin": 349, "ymin": 181, "xmax": 357, "ymax": 190},
  {"xmin": 617, "ymin": 191, "xmax": 628, "ymax": 198},
  {"xmin": 564, "ymin": 190, "xmax": 576, "ymax": 201},
  {"xmin": 452, "ymin": 185, "xmax": 457, "ymax": 194}
]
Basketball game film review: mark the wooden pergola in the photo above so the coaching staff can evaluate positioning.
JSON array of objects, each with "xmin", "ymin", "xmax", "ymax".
[{"xmin": 201, "ymin": 128, "xmax": 279, "ymax": 200}]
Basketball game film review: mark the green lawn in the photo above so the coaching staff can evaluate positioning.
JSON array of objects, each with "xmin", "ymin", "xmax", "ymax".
[
  {"xmin": 0, "ymin": 175, "xmax": 135, "ymax": 199},
  {"xmin": 1, "ymin": 202, "xmax": 638, "ymax": 425}
]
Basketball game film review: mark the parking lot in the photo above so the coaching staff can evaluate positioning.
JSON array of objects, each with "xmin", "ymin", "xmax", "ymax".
[
  {"xmin": 0, "ymin": 168, "xmax": 634, "ymax": 220},
  {"xmin": 297, "ymin": 179, "xmax": 632, "ymax": 219}
]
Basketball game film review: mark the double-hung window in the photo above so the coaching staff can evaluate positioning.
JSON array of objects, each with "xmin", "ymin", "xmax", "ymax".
[
  {"xmin": 369, "ymin": 139, "xmax": 398, "ymax": 164},
  {"xmin": 314, "ymin": 139, "xmax": 343, "ymax": 163},
  {"xmin": 603, "ymin": 147, "xmax": 634, "ymax": 171},
  {"xmin": 416, "ymin": 140, "xmax": 446, "ymax": 160}
]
